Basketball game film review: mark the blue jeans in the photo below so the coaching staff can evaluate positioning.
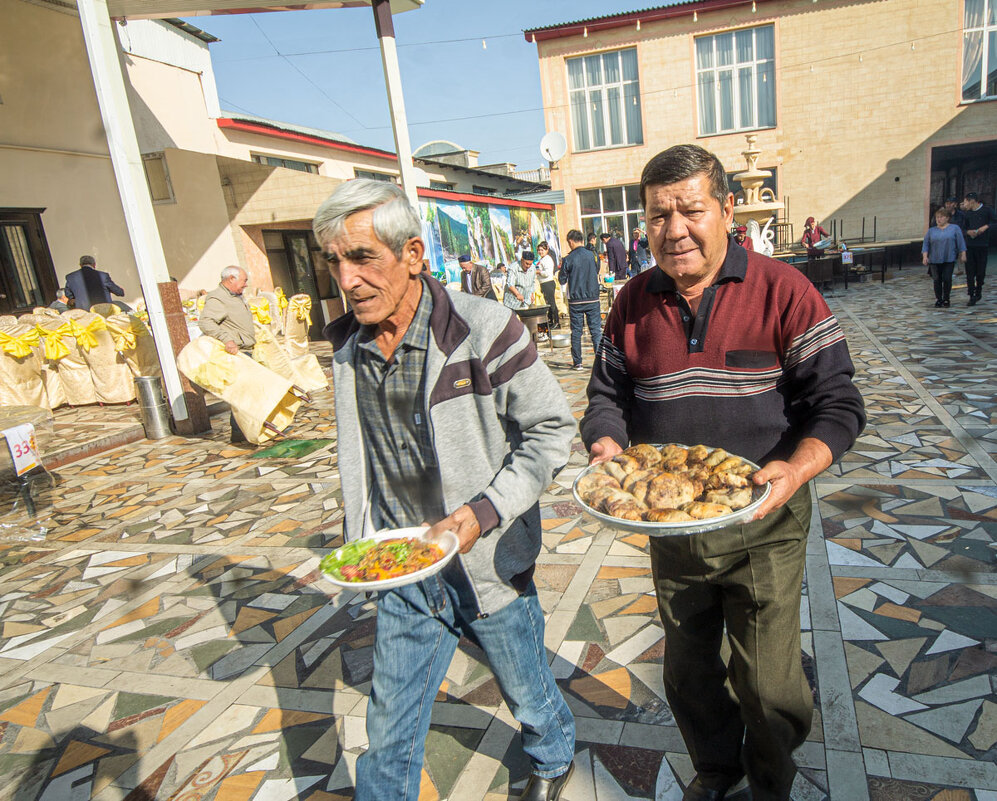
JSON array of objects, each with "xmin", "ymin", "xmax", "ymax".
[
  {"xmin": 355, "ymin": 564, "xmax": 576, "ymax": 801},
  {"xmin": 568, "ymin": 301, "xmax": 602, "ymax": 367}
]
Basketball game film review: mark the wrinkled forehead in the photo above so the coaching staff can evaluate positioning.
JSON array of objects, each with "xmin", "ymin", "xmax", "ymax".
[{"xmin": 643, "ymin": 175, "xmax": 719, "ymax": 211}]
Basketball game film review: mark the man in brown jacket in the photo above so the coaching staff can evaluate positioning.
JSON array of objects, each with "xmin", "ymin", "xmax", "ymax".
[
  {"xmin": 199, "ymin": 266, "xmax": 255, "ymax": 355},
  {"xmin": 458, "ymin": 253, "xmax": 496, "ymax": 299},
  {"xmin": 199, "ymin": 265, "xmax": 256, "ymax": 443}
]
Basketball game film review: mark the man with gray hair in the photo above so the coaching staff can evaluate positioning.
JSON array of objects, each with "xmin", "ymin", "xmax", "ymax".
[
  {"xmin": 199, "ymin": 265, "xmax": 255, "ymax": 443},
  {"xmin": 314, "ymin": 179, "xmax": 577, "ymax": 801}
]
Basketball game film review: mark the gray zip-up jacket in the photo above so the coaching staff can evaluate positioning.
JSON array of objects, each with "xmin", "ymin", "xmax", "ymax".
[{"xmin": 324, "ymin": 276, "xmax": 575, "ymax": 615}]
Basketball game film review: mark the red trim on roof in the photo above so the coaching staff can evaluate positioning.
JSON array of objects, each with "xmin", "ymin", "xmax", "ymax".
[
  {"xmin": 416, "ymin": 188, "xmax": 553, "ymax": 210},
  {"xmin": 216, "ymin": 118, "xmax": 398, "ymax": 161},
  {"xmin": 524, "ymin": 0, "xmax": 758, "ymax": 42}
]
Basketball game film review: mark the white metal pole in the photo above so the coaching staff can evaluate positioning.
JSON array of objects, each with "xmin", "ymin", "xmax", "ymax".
[
  {"xmin": 372, "ymin": 0, "xmax": 420, "ymax": 208},
  {"xmin": 77, "ymin": 0, "xmax": 189, "ymax": 421}
]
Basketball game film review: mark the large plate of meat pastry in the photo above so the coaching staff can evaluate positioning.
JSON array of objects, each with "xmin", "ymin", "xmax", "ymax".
[{"xmin": 572, "ymin": 443, "xmax": 771, "ymax": 535}]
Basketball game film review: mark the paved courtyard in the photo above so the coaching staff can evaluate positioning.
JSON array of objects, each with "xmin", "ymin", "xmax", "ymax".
[{"xmin": 0, "ymin": 267, "xmax": 995, "ymax": 801}]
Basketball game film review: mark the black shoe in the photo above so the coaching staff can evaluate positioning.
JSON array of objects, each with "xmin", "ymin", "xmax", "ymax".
[
  {"xmin": 683, "ymin": 775, "xmax": 751, "ymax": 801},
  {"xmin": 934, "ymin": 300, "xmax": 943, "ymax": 307},
  {"xmin": 969, "ymin": 296, "xmax": 978, "ymax": 306},
  {"xmin": 519, "ymin": 763, "xmax": 574, "ymax": 800},
  {"xmin": 943, "ymin": 300, "xmax": 950, "ymax": 307}
]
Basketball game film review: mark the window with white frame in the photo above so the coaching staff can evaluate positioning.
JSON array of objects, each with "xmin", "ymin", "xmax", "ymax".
[
  {"xmin": 695, "ymin": 25, "xmax": 776, "ymax": 136},
  {"xmin": 354, "ymin": 168, "xmax": 397, "ymax": 183},
  {"xmin": 142, "ymin": 153, "xmax": 175, "ymax": 203},
  {"xmin": 963, "ymin": 0, "xmax": 997, "ymax": 101},
  {"xmin": 578, "ymin": 185, "xmax": 644, "ymax": 247},
  {"xmin": 567, "ymin": 48, "xmax": 643, "ymax": 152},
  {"xmin": 252, "ymin": 153, "xmax": 320, "ymax": 174}
]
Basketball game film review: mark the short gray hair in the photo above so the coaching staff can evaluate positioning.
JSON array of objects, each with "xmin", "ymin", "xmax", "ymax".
[
  {"xmin": 313, "ymin": 179, "xmax": 421, "ymax": 258},
  {"xmin": 220, "ymin": 265, "xmax": 245, "ymax": 282}
]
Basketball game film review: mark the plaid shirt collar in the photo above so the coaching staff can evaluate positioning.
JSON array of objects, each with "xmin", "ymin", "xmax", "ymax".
[{"xmin": 356, "ymin": 283, "xmax": 432, "ymax": 358}]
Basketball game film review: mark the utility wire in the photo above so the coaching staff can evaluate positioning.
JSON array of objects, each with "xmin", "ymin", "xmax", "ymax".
[
  {"xmin": 216, "ymin": 31, "xmax": 524, "ymax": 62},
  {"xmin": 250, "ymin": 16, "xmax": 368, "ymax": 129}
]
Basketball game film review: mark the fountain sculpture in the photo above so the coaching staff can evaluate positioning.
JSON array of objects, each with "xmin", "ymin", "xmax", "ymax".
[{"xmin": 732, "ymin": 134, "xmax": 784, "ymax": 256}]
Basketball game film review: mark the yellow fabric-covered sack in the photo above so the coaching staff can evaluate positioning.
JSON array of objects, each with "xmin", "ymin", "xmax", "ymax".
[
  {"xmin": 249, "ymin": 298, "xmax": 272, "ymax": 326},
  {"xmin": 38, "ymin": 317, "xmax": 96, "ymax": 406},
  {"xmin": 73, "ymin": 312, "xmax": 134, "ymax": 403},
  {"xmin": 284, "ymin": 294, "xmax": 312, "ymax": 359},
  {"xmin": 106, "ymin": 313, "xmax": 160, "ymax": 379},
  {"xmin": 0, "ymin": 323, "xmax": 47, "ymax": 408},
  {"xmin": 0, "ymin": 328, "xmax": 40, "ymax": 359},
  {"xmin": 178, "ymin": 336, "xmax": 303, "ymax": 445}
]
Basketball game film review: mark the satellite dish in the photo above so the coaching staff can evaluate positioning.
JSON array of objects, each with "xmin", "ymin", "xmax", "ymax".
[{"xmin": 540, "ymin": 131, "xmax": 567, "ymax": 165}]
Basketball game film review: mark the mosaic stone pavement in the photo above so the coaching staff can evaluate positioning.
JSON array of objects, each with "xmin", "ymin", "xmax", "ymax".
[{"xmin": 0, "ymin": 268, "xmax": 994, "ymax": 800}]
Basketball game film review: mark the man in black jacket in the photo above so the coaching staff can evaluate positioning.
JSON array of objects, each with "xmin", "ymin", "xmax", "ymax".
[
  {"xmin": 558, "ymin": 229, "xmax": 602, "ymax": 370},
  {"xmin": 600, "ymin": 232, "xmax": 629, "ymax": 281},
  {"xmin": 961, "ymin": 192, "xmax": 995, "ymax": 305}
]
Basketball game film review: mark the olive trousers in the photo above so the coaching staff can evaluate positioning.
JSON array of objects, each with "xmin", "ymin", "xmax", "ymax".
[{"xmin": 649, "ymin": 484, "xmax": 813, "ymax": 801}]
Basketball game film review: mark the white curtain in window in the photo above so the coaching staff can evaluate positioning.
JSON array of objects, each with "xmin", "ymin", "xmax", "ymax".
[
  {"xmin": 738, "ymin": 67, "xmax": 754, "ymax": 128},
  {"xmin": 717, "ymin": 32, "xmax": 734, "ymax": 66},
  {"xmin": 567, "ymin": 58, "xmax": 585, "ymax": 90},
  {"xmin": 735, "ymin": 29, "xmax": 753, "ymax": 63},
  {"xmin": 756, "ymin": 25, "xmax": 774, "ymax": 60},
  {"xmin": 570, "ymin": 90, "xmax": 589, "ymax": 150},
  {"xmin": 607, "ymin": 86, "xmax": 623, "ymax": 145},
  {"xmin": 604, "ymin": 51, "xmax": 621, "ymax": 83},
  {"xmin": 965, "ymin": 0, "xmax": 985, "ymax": 27},
  {"xmin": 698, "ymin": 72, "xmax": 716, "ymax": 134},
  {"xmin": 695, "ymin": 37, "xmax": 713, "ymax": 70},
  {"xmin": 624, "ymin": 82, "xmax": 643, "ymax": 144},
  {"xmin": 988, "ymin": 30, "xmax": 997, "ymax": 96},
  {"xmin": 585, "ymin": 54, "xmax": 603, "ymax": 86},
  {"xmin": 757, "ymin": 61, "xmax": 775, "ymax": 126},
  {"xmin": 621, "ymin": 48, "xmax": 640, "ymax": 81},
  {"xmin": 719, "ymin": 70, "xmax": 734, "ymax": 130},
  {"xmin": 590, "ymin": 90, "xmax": 607, "ymax": 148},
  {"xmin": 963, "ymin": 30, "xmax": 984, "ymax": 99}
]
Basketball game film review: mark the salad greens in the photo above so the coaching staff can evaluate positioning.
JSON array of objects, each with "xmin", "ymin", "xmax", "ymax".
[{"xmin": 319, "ymin": 537, "xmax": 418, "ymax": 581}]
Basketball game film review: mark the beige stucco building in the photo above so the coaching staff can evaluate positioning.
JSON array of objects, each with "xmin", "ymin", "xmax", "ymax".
[
  {"xmin": 526, "ymin": 0, "xmax": 997, "ymax": 251},
  {"xmin": 1, "ymin": 0, "xmax": 546, "ymax": 322}
]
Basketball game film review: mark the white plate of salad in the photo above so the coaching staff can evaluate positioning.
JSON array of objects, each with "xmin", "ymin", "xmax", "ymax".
[{"xmin": 318, "ymin": 526, "xmax": 460, "ymax": 591}]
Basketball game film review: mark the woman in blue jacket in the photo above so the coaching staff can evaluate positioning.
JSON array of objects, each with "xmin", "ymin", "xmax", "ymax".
[{"xmin": 922, "ymin": 207, "xmax": 967, "ymax": 307}]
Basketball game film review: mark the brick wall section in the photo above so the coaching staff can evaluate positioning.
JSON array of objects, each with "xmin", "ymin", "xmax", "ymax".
[
  {"xmin": 216, "ymin": 156, "xmax": 343, "ymax": 228},
  {"xmin": 536, "ymin": 0, "xmax": 994, "ymax": 242}
]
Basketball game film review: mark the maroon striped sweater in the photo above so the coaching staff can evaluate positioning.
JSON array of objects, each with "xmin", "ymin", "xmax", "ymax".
[{"xmin": 580, "ymin": 240, "xmax": 865, "ymax": 464}]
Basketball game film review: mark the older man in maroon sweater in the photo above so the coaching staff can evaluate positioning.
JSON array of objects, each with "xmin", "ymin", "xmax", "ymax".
[{"xmin": 581, "ymin": 145, "xmax": 864, "ymax": 801}]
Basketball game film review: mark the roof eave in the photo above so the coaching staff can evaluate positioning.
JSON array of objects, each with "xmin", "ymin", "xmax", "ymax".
[{"xmin": 523, "ymin": 0, "xmax": 759, "ymax": 42}]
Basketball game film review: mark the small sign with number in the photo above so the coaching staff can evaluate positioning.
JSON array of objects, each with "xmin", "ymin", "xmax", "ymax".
[
  {"xmin": 4, "ymin": 424, "xmax": 40, "ymax": 476},
  {"xmin": 841, "ymin": 252, "xmax": 854, "ymax": 266}
]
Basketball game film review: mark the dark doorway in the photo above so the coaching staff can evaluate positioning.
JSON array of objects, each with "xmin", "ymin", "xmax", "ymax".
[
  {"xmin": 930, "ymin": 139, "xmax": 997, "ymax": 221},
  {"xmin": 0, "ymin": 209, "xmax": 58, "ymax": 315},
  {"xmin": 263, "ymin": 229, "xmax": 339, "ymax": 340}
]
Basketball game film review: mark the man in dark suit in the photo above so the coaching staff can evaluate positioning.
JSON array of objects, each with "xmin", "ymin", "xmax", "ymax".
[
  {"xmin": 458, "ymin": 253, "xmax": 496, "ymax": 299},
  {"xmin": 64, "ymin": 255, "xmax": 125, "ymax": 311},
  {"xmin": 600, "ymin": 232, "xmax": 629, "ymax": 281}
]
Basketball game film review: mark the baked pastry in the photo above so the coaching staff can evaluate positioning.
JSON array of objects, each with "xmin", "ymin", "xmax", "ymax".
[
  {"xmin": 681, "ymin": 501, "xmax": 733, "ymax": 519},
  {"xmin": 577, "ymin": 471, "xmax": 622, "ymax": 499},
  {"xmin": 577, "ymin": 443, "xmax": 760, "ymax": 524},
  {"xmin": 623, "ymin": 444, "xmax": 663, "ymax": 469},
  {"xmin": 645, "ymin": 471, "xmax": 698, "ymax": 509},
  {"xmin": 643, "ymin": 508, "xmax": 695, "ymax": 523},
  {"xmin": 704, "ymin": 487, "xmax": 753, "ymax": 510}
]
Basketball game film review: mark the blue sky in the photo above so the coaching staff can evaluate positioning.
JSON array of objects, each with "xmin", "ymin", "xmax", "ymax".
[{"xmin": 188, "ymin": 1, "xmax": 655, "ymax": 170}]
